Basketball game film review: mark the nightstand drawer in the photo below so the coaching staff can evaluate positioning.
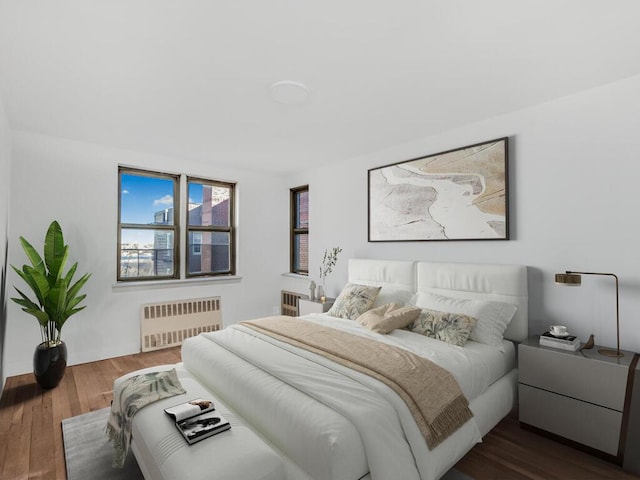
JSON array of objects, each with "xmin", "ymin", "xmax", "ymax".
[
  {"xmin": 519, "ymin": 344, "xmax": 627, "ymax": 411},
  {"xmin": 519, "ymin": 384, "xmax": 622, "ymax": 456}
]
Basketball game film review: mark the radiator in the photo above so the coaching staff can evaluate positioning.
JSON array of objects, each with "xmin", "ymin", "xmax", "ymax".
[
  {"xmin": 281, "ymin": 290, "xmax": 308, "ymax": 317},
  {"xmin": 140, "ymin": 297, "xmax": 222, "ymax": 352}
]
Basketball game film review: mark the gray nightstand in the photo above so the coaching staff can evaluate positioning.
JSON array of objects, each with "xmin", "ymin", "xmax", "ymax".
[
  {"xmin": 298, "ymin": 298, "xmax": 334, "ymax": 316},
  {"xmin": 518, "ymin": 336, "xmax": 640, "ymax": 469}
]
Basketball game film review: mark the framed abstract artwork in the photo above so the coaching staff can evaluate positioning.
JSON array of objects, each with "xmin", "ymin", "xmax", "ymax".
[{"xmin": 368, "ymin": 137, "xmax": 509, "ymax": 242}]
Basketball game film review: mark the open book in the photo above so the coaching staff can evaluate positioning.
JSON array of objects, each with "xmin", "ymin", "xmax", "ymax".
[{"xmin": 164, "ymin": 398, "xmax": 231, "ymax": 444}]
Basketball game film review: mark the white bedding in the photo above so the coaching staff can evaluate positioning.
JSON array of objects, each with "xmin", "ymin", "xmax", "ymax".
[
  {"xmin": 126, "ymin": 259, "xmax": 526, "ymax": 480},
  {"xmin": 302, "ymin": 313, "xmax": 516, "ymax": 401},
  {"xmin": 181, "ymin": 315, "xmax": 507, "ymax": 480}
]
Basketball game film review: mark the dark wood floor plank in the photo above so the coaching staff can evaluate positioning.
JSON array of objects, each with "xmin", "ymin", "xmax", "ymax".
[
  {"xmin": 51, "ymin": 381, "xmax": 67, "ymax": 480},
  {"xmin": 28, "ymin": 394, "xmax": 55, "ymax": 479}
]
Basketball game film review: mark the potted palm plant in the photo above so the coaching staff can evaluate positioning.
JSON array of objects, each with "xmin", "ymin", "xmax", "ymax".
[{"xmin": 11, "ymin": 221, "xmax": 91, "ymax": 389}]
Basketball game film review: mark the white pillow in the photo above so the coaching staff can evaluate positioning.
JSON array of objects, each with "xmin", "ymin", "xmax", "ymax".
[
  {"xmin": 413, "ymin": 292, "xmax": 517, "ymax": 346},
  {"xmin": 372, "ymin": 287, "xmax": 415, "ymax": 308}
]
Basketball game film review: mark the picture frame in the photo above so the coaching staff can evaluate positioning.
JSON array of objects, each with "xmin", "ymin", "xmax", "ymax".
[{"xmin": 368, "ymin": 137, "xmax": 509, "ymax": 242}]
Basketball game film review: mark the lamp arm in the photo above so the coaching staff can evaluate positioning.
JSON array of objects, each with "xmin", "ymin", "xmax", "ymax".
[
  {"xmin": 565, "ymin": 271, "xmax": 618, "ymax": 281},
  {"xmin": 565, "ymin": 271, "xmax": 620, "ymax": 356}
]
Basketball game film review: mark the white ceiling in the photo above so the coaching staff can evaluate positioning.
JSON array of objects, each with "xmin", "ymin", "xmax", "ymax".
[{"xmin": 1, "ymin": 1, "xmax": 639, "ymax": 174}]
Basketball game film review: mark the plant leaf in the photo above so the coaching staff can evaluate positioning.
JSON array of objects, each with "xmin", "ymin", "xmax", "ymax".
[
  {"xmin": 65, "ymin": 293, "xmax": 86, "ymax": 311},
  {"xmin": 19, "ymin": 237, "xmax": 46, "ymax": 275},
  {"xmin": 22, "ymin": 308, "xmax": 50, "ymax": 327},
  {"xmin": 46, "ymin": 283, "xmax": 67, "ymax": 328},
  {"xmin": 58, "ymin": 305, "xmax": 87, "ymax": 330},
  {"xmin": 67, "ymin": 273, "xmax": 91, "ymax": 302},
  {"xmin": 11, "ymin": 288, "xmax": 41, "ymax": 311},
  {"xmin": 12, "ymin": 265, "xmax": 40, "ymax": 302},
  {"xmin": 63, "ymin": 262, "xmax": 78, "ymax": 287},
  {"xmin": 12, "ymin": 265, "xmax": 48, "ymax": 306},
  {"xmin": 25, "ymin": 266, "xmax": 51, "ymax": 303},
  {"xmin": 44, "ymin": 221, "xmax": 68, "ymax": 281},
  {"xmin": 65, "ymin": 306, "xmax": 86, "ymax": 318},
  {"xmin": 11, "ymin": 289, "xmax": 49, "ymax": 327}
]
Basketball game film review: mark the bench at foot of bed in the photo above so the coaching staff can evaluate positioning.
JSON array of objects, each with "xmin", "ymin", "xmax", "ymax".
[{"xmin": 113, "ymin": 365, "xmax": 284, "ymax": 480}]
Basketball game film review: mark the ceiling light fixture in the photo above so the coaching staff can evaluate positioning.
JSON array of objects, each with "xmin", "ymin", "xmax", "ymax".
[{"xmin": 269, "ymin": 80, "xmax": 309, "ymax": 105}]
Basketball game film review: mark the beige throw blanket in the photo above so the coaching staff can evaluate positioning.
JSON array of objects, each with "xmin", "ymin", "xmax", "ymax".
[{"xmin": 241, "ymin": 316, "xmax": 473, "ymax": 449}]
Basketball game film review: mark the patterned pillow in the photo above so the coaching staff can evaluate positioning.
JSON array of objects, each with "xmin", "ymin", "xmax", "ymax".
[
  {"xmin": 327, "ymin": 283, "xmax": 382, "ymax": 320},
  {"xmin": 414, "ymin": 292, "xmax": 517, "ymax": 346},
  {"xmin": 356, "ymin": 303, "xmax": 422, "ymax": 334},
  {"xmin": 407, "ymin": 308, "xmax": 477, "ymax": 346}
]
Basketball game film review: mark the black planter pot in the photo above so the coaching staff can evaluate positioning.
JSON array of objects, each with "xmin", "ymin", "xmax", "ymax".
[{"xmin": 33, "ymin": 341, "xmax": 67, "ymax": 389}]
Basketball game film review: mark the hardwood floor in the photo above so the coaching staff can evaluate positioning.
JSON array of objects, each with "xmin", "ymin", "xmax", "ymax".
[
  {"xmin": 0, "ymin": 347, "xmax": 181, "ymax": 480},
  {"xmin": 0, "ymin": 348, "xmax": 638, "ymax": 480},
  {"xmin": 456, "ymin": 412, "xmax": 639, "ymax": 480}
]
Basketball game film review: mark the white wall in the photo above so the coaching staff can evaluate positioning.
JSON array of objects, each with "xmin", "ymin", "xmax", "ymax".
[
  {"xmin": 285, "ymin": 74, "xmax": 640, "ymax": 354},
  {"xmin": 5, "ymin": 133, "xmax": 289, "ymax": 377},
  {"xmin": 0, "ymin": 94, "xmax": 12, "ymax": 392},
  {"xmin": 6, "ymin": 74, "xmax": 640, "ymax": 377}
]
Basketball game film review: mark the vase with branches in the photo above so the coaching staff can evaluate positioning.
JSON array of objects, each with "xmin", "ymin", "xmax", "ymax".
[{"xmin": 318, "ymin": 247, "xmax": 342, "ymax": 301}]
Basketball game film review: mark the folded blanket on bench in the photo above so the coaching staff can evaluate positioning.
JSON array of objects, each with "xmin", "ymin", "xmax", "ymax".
[{"xmin": 106, "ymin": 368, "xmax": 186, "ymax": 467}]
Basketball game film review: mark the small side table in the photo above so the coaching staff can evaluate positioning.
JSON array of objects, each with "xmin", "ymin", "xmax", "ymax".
[
  {"xmin": 298, "ymin": 298, "xmax": 334, "ymax": 316},
  {"xmin": 518, "ymin": 335, "xmax": 639, "ymax": 469}
]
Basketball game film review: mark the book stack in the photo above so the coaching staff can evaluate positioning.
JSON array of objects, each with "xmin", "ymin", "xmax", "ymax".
[
  {"xmin": 164, "ymin": 398, "xmax": 231, "ymax": 444},
  {"xmin": 539, "ymin": 331, "xmax": 580, "ymax": 351}
]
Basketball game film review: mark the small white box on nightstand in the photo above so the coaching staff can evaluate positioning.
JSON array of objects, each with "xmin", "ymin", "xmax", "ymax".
[{"xmin": 298, "ymin": 298, "xmax": 334, "ymax": 316}]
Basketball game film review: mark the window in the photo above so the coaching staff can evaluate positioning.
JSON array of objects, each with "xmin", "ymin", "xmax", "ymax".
[
  {"xmin": 187, "ymin": 178, "xmax": 236, "ymax": 277},
  {"xmin": 290, "ymin": 185, "xmax": 309, "ymax": 275},
  {"xmin": 191, "ymin": 232, "xmax": 202, "ymax": 255},
  {"xmin": 118, "ymin": 167, "xmax": 236, "ymax": 282},
  {"xmin": 118, "ymin": 168, "xmax": 180, "ymax": 281}
]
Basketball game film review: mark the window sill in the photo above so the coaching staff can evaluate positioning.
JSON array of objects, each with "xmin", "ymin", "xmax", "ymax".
[
  {"xmin": 112, "ymin": 275, "xmax": 243, "ymax": 291},
  {"xmin": 281, "ymin": 272, "xmax": 310, "ymax": 280}
]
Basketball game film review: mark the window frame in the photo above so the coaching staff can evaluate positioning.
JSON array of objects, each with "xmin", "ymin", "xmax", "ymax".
[
  {"xmin": 117, "ymin": 167, "xmax": 180, "ymax": 282},
  {"xmin": 290, "ymin": 185, "xmax": 309, "ymax": 275},
  {"xmin": 186, "ymin": 176, "xmax": 237, "ymax": 278}
]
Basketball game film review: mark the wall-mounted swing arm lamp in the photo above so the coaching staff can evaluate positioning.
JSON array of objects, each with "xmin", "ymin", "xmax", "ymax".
[{"xmin": 554, "ymin": 271, "xmax": 622, "ymax": 358}]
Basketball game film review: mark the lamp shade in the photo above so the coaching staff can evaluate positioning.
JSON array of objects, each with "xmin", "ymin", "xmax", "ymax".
[{"xmin": 555, "ymin": 272, "xmax": 582, "ymax": 285}]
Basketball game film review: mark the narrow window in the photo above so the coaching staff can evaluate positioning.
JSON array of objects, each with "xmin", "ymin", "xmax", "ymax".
[
  {"xmin": 118, "ymin": 168, "xmax": 180, "ymax": 281},
  {"xmin": 187, "ymin": 178, "xmax": 236, "ymax": 276},
  {"xmin": 290, "ymin": 186, "xmax": 309, "ymax": 275},
  {"xmin": 192, "ymin": 232, "xmax": 202, "ymax": 255}
]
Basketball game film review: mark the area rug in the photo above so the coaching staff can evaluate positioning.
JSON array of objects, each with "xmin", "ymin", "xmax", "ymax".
[
  {"xmin": 62, "ymin": 407, "xmax": 473, "ymax": 480},
  {"xmin": 62, "ymin": 408, "xmax": 143, "ymax": 480}
]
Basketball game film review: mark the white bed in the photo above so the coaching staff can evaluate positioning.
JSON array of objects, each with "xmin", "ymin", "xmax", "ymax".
[{"xmin": 129, "ymin": 259, "xmax": 528, "ymax": 480}]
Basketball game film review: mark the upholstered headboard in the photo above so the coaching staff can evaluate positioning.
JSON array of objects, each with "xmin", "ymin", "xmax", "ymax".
[
  {"xmin": 347, "ymin": 259, "xmax": 528, "ymax": 342},
  {"xmin": 348, "ymin": 259, "xmax": 416, "ymax": 292},
  {"xmin": 415, "ymin": 261, "xmax": 528, "ymax": 342}
]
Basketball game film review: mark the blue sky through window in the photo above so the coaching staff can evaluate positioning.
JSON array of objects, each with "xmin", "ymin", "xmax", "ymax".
[
  {"xmin": 121, "ymin": 173, "xmax": 174, "ymax": 224},
  {"xmin": 120, "ymin": 173, "xmax": 176, "ymax": 246},
  {"xmin": 189, "ymin": 182, "xmax": 203, "ymax": 205}
]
